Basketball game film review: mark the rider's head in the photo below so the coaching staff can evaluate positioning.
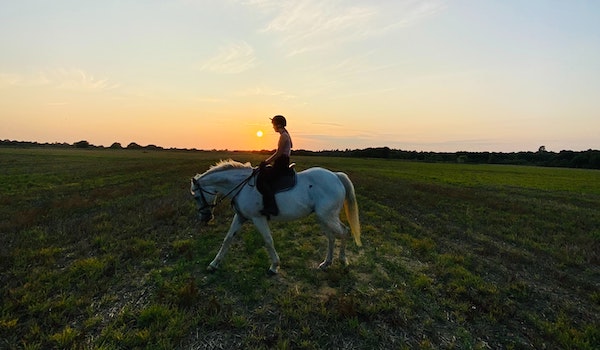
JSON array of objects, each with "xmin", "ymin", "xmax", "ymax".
[{"xmin": 271, "ymin": 115, "xmax": 286, "ymax": 129}]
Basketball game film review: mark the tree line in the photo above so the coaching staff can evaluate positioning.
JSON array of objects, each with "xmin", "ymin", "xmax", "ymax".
[
  {"xmin": 1, "ymin": 140, "xmax": 170, "ymax": 151},
  {"xmin": 2, "ymin": 139, "xmax": 599, "ymax": 170},
  {"xmin": 291, "ymin": 146, "xmax": 600, "ymax": 169}
]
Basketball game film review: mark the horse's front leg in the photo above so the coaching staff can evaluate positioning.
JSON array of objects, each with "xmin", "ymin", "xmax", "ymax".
[
  {"xmin": 207, "ymin": 214, "xmax": 245, "ymax": 272},
  {"xmin": 252, "ymin": 217, "xmax": 280, "ymax": 275}
]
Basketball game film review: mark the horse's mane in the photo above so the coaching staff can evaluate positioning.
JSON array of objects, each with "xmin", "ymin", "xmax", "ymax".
[{"xmin": 195, "ymin": 159, "xmax": 252, "ymax": 179}]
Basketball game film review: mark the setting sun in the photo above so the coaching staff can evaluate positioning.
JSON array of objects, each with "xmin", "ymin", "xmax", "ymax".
[{"xmin": 256, "ymin": 130, "xmax": 263, "ymax": 138}]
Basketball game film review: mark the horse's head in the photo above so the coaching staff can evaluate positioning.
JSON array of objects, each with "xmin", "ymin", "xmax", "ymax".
[
  {"xmin": 190, "ymin": 177, "xmax": 216, "ymax": 223},
  {"xmin": 190, "ymin": 161, "xmax": 254, "ymax": 224}
]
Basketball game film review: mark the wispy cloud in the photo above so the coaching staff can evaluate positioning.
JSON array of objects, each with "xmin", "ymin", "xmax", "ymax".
[
  {"xmin": 369, "ymin": 1, "xmax": 448, "ymax": 34},
  {"xmin": 312, "ymin": 122, "xmax": 343, "ymax": 127},
  {"xmin": 258, "ymin": 1, "xmax": 375, "ymax": 56},
  {"xmin": 235, "ymin": 85, "xmax": 296, "ymax": 100},
  {"xmin": 53, "ymin": 69, "xmax": 120, "ymax": 90},
  {"xmin": 0, "ymin": 72, "xmax": 49, "ymax": 88},
  {"xmin": 193, "ymin": 96, "xmax": 227, "ymax": 104},
  {"xmin": 0, "ymin": 69, "xmax": 119, "ymax": 91},
  {"xmin": 295, "ymin": 131, "xmax": 381, "ymax": 150},
  {"xmin": 240, "ymin": 0, "xmax": 446, "ymax": 56},
  {"xmin": 197, "ymin": 42, "xmax": 257, "ymax": 74}
]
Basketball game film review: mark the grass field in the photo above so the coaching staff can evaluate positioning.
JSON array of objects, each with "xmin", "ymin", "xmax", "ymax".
[{"xmin": 1, "ymin": 148, "xmax": 599, "ymax": 349}]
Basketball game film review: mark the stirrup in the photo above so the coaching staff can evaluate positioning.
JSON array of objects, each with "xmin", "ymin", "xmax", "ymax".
[{"xmin": 260, "ymin": 208, "xmax": 277, "ymax": 220}]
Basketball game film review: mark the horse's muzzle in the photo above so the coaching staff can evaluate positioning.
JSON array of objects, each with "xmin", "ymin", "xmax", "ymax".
[{"xmin": 198, "ymin": 210, "xmax": 214, "ymax": 224}]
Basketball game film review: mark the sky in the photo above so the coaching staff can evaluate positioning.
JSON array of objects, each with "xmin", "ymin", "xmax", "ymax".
[{"xmin": 1, "ymin": 0, "xmax": 599, "ymax": 152}]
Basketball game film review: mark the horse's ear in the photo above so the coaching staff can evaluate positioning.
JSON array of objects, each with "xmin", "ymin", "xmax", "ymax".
[{"xmin": 190, "ymin": 178, "xmax": 197, "ymax": 195}]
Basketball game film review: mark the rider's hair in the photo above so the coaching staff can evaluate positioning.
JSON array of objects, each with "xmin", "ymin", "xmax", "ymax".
[{"xmin": 271, "ymin": 115, "xmax": 286, "ymax": 127}]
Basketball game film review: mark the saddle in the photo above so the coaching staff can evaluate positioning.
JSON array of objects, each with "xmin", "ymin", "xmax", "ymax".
[{"xmin": 257, "ymin": 163, "xmax": 297, "ymax": 194}]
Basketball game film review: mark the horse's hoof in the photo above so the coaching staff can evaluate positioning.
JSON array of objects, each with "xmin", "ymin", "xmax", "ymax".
[
  {"xmin": 266, "ymin": 268, "xmax": 278, "ymax": 276},
  {"xmin": 319, "ymin": 261, "xmax": 332, "ymax": 270}
]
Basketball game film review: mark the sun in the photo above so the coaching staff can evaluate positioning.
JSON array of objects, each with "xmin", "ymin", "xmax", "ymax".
[{"xmin": 256, "ymin": 130, "xmax": 263, "ymax": 137}]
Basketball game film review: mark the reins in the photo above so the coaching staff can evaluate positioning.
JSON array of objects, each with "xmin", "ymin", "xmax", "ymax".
[
  {"xmin": 194, "ymin": 167, "xmax": 259, "ymax": 211},
  {"xmin": 221, "ymin": 167, "xmax": 259, "ymax": 203}
]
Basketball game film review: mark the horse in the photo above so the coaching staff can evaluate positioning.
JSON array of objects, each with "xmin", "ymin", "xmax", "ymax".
[{"xmin": 190, "ymin": 159, "xmax": 362, "ymax": 275}]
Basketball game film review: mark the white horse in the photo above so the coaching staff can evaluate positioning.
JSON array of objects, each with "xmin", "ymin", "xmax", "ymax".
[{"xmin": 190, "ymin": 160, "xmax": 362, "ymax": 275}]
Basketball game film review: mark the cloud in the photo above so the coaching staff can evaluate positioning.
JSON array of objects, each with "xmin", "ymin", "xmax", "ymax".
[
  {"xmin": 295, "ymin": 132, "xmax": 514, "ymax": 152},
  {"xmin": 295, "ymin": 131, "xmax": 381, "ymax": 150},
  {"xmin": 0, "ymin": 72, "xmax": 48, "ymax": 88},
  {"xmin": 372, "ymin": 1, "xmax": 448, "ymax": 33},
  {"xmin": 258, "ymin": 1, "xmax": 375, "ymax": 56},
  {"xmin": 197, "ymin": 42, "xmax": 257, "ymax": 74},
  {"xmin": 312, "ymin": 122, "xmax": 343, "ymax": 127},
  {"xmin": 235, "ymin": 85, "xmax": 296, "ymax": 100},
  {"xmin": 262, "ymin": 3, "xmax": 374, "ymax": 38},
  {"xmin": 53, "ymin": 69, "xmax": 120, "ymax": 90},
  {"xmin": 193, "ymin": 97, "xmax": 226, "ymax": 104},
  {"xmin": 240, "ymin": 0, "xmax": 446, "ymax": 56},
  {"xmin": 0, "ymin": 69, "xmax": 119, "ymax": 91}
]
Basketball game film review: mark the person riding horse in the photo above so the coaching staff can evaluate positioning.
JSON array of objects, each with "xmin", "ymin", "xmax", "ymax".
[{"xmin": 258, "ymin": 115, "xmax": 292, "ymax": 217}]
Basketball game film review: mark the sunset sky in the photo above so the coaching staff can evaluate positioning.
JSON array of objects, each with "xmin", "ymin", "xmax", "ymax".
[{"xmin": 1, "ymin": 0, "xmax": 599, "ymax": 152}]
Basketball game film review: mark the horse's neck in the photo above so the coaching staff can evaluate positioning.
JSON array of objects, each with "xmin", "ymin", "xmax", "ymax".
[{"xmin": 207, "ymin": 169, "xmax": 252, "ymax": 191}]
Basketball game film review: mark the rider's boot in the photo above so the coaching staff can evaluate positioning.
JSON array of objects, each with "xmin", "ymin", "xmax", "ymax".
[{"xmin": 260, "ymin": 195, "xmax": 279, "ymax": 219}]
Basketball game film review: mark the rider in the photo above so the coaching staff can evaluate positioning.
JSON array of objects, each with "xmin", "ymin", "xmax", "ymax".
[{"xmin": 259, "ymin": 115, "xmax": 293, "ymax": 217}]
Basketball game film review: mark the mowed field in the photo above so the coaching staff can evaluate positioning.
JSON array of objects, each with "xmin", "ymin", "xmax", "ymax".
[{"xmin": 1, "ymin": 148, "xmax": 599, "ymax": 349}]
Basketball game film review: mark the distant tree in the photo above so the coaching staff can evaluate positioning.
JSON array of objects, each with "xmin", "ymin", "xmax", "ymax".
[
  {"xmin": 126, "ymin": 142, "xmax": 142, "ymax": 149},
  {"xmin": 538, "ymin": 145, "xmax": 546, "ymax": 153},
  {"xmin": 110, "ymin": 142, "xmax": 123, "ymax": 149},
  {"xmin": 74, "ymin": 140, "xmax": 90, "ymax": 148},
  {"xmin": 589, "ymin": 151, "xmax": 600, "ymax": 169},
  {"xmin": 144, "ymin": 144, "xmax": 162, "ymax": 150},
  {"xmin": 571, "ymin": 154, "xmax": 588, "ymax": 168}
]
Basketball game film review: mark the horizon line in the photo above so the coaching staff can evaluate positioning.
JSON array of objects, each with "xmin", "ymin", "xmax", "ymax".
[{"xmin": 2, "ymin": 138, "xmax": 599, "ymax": 154}]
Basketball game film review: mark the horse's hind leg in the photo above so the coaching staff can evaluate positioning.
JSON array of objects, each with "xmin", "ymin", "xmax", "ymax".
[
  {"xmin": 334, "ymin": 221, "xmax": 349, "ymax": 266},
  {"xmin": 318, "ymin": 216, "xmax": 349, "ymax": 269},
  {"xmin": 319, "ymin": 229, "xmax": 335, "ymax": 270},
  {"xmin": 338, "ymin": 223, "xmax": 349, "ymax": 266}
]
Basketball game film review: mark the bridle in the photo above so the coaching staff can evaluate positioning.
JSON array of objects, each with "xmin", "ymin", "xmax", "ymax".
[
  {"xmin": 191, "ymin": 168, "xmax": 259, "ymax": 218},
  {"xmin": 192, "ymin": 182, "xmax": 218, "ymax": 212}
]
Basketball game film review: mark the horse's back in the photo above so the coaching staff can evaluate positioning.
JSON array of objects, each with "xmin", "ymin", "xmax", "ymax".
[
  {"xmin": 298, "ymin": 166, "xmax": 337, "ymax": 175},
  {"xmin": 298, "ymin": 166, "xmax": 340, "ymax": 182},
  {"xmin": 297, "ymin": 167, "xmax": 346, "ymax": 198}
]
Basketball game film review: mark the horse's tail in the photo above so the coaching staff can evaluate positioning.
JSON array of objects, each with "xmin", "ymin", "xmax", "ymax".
[{"xmin": 336, "ymin": 172, "xmax": 362, "ymax": 247}]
